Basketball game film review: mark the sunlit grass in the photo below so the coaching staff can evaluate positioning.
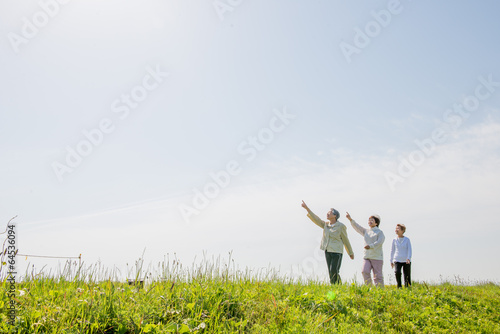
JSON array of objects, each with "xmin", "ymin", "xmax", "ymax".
[{"xmin": 1, "ymin": 255, "xmax": 499, "ymax": 333}]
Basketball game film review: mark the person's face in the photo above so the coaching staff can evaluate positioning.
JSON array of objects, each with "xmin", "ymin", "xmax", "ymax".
[
  {"xmin": 395, "ymin": 226, "xmax": 404, "ymax": 236},
  {"xmin": 327, "ymin": 210, "xmax": 337, "ymax": 220},
  {"xmin": 368, "ymin": 217, "xmax": 377, "ymax": 228}
]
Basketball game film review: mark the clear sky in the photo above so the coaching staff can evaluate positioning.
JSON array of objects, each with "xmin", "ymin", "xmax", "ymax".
[{"xmin": 1, "ymin": 0, "xmax": 500, "ymax": 284}]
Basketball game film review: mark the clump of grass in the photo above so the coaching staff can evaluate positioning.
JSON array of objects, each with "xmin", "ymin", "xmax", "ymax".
[{"xmin": 1, "ymin": 254, "xmax": 499, "ymax": 333}]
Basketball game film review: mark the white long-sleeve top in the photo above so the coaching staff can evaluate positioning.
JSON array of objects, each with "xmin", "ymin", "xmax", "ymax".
[
  {"xmin": 390, "ymin": 236, "xmax": 412, "ymax": 263},
  {"xmin": 350, "ymin": 220, "xmax": 385, "ymax": 260}
]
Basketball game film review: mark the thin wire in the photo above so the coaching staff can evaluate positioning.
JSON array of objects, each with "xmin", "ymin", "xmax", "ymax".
[
  {"xmin": 17, "ymin": 253, "xmax": 81, "ymax": 259},
  {"xmin": 0, "ymin": 216, "xmax": 18, "ymax": 235}
]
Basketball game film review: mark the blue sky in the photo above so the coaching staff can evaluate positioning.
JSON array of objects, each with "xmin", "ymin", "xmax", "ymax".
[{"xmin": 1, "ymin": 0, "xmax": 500, "ymax": 283}]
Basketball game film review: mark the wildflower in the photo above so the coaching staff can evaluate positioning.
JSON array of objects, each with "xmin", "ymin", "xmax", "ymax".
[{"xmin": 194, "ymin": 322, "xmax": 206, "ymax": 331}]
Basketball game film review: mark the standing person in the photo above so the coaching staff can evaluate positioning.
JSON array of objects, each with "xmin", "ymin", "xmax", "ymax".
[
  {"xmin": 390, "ymin": 224, "xmax": 412, "ymax": 288},
  {"xmin": 301, "ymin": 200, "xmax": 354, "ymax": 284},
  {"xmin": 346, "ymin": 212, "xmax": 385, "ymax": 287}
]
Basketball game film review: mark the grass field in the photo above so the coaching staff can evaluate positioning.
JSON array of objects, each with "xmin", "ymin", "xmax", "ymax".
[{"xmin": 1, "ymin": 258, "xmax": 499, "ymax": 334}]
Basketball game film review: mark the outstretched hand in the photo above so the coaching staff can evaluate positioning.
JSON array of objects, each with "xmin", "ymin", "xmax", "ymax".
[
  {"xmin": 301, "ymin": 200, "xmax": 310, "ymax": 211},
  {"xmin": 346, "ymin": 212, "xmax": 352, "ymax": 221}
]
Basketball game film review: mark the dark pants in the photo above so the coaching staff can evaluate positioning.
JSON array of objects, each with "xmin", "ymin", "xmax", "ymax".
[
  {"xmin": 394, "ymin": 262, "xmax": 411, "ymax": 288},
  {"xmin": 325, "ymin": 251, "xmax": 343, "ymax": 284}
]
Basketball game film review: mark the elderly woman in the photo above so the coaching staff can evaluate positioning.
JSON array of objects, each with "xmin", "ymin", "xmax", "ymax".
[
  {"xmin": 301, "ymin": 200, "xmax": 354, "ymax": 284},
  {"xmin": 346, "ymin": 212, "xmax": 385, "ymax": 287},
  {"xmin": 390, "ymin": 224, "xmax": 412, "ymax": 288}
]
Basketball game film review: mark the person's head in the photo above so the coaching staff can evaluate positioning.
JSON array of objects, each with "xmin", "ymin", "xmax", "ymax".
[
  {"xmin": 368, "ymin": 215, "xmax": 381, "ymax": 228},
  {"xmin": 327, "ymin": 208, "xmax": 340, "ymax": 222},
  {"xmin": 395, "ymin": 224, "xmax": 406, "ymax": 236}
]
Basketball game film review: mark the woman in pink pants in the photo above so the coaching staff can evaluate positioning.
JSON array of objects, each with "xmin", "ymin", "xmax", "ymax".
[{"xmin": 346, "ymin": 212, "xmax": 385, "ymax": 287}]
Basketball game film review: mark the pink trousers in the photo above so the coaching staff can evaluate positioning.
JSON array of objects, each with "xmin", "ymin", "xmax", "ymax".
[{"xmin": 362, "ymin": 259, "xmax": 384, "ymax": 287}]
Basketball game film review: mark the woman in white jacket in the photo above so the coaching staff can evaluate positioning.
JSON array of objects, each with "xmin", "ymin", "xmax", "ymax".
[{"xmin": 346, "ymin": 212, "xmax": 385, "ymax": 287}]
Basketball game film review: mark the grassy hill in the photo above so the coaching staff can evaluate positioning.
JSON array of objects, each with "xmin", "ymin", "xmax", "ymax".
[{"xmin": 1, "ymin": 261, "xmax": 499, "ymax": 333}]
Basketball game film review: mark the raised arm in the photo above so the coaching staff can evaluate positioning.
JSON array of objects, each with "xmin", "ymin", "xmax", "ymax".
[
  {"xmin": 301, "ymin": 200, "xmax": 311, "ymax": 213},
  {"xmin": 302, "ymin": 200, "xmax": 325, "ymax": 229},
  {"xmin": 346, "ymin": 212, "xmax": 366, "ymax": 235}
]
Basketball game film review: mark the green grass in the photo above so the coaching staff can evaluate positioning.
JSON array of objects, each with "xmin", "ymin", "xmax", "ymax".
[{"xmin": 1, "ymin": 258, "xmax": 499, "ymax": 333}]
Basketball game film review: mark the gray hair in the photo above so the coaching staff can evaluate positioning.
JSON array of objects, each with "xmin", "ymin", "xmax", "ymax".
[{"xmin": 331, "ymin": 208, "xmax": 340, "ymax": 219}]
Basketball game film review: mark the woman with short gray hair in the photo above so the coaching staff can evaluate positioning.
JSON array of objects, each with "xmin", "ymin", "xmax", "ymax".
[{"xmin": 301, "ymin": 200, "xmax": 354, "ymax": 284}]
